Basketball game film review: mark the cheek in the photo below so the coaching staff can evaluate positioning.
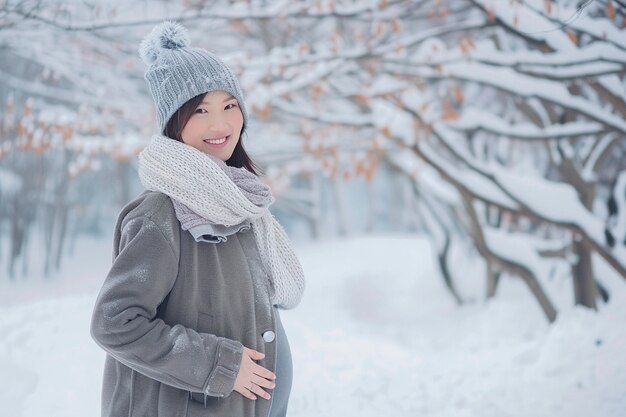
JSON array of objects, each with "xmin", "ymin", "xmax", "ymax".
[
  {"xmin": 229, "ymin": 110, "xmax": 244, "ymax": 131},
  {"xmin": 181, "ymin": 119, "xmax": 202, "ymax": 141}
]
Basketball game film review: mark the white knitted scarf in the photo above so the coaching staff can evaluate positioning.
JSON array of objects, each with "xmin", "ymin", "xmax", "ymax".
[{"xmin": 138, "ymin": 134, "xmax": 305, "ymax": 310}]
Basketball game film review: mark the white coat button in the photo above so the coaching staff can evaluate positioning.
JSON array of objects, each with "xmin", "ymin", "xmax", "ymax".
[{"xmin": 262, "ymin": 330, "xmax": 275, "ymax": 342}]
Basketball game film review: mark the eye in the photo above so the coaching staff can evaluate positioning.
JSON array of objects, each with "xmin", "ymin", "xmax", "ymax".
[
  {"xmin": 194, "ymin": 108, "xmax": 207, "ymax": 114},
  {"xmin": 225, "ymin": 103, "xmax": 238, "ymax": 110}
]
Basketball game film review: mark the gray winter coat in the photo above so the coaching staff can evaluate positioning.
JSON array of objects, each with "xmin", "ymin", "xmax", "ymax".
[{"xmin": 90, "ymin": 190, "xmax": 281, "ymax": 417}]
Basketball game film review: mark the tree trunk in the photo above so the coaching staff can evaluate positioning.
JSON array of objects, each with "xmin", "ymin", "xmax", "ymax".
[
  {"xmin": 486, "ymin": 262, "xmax": 501, "ymax": 298},
  {"xmin": 330, "ymin": 177, "xmax": 348, "ymax": 235},
  {"xmin": 572, "ymin": 238, "xmax": 597, "ymax": 309}
]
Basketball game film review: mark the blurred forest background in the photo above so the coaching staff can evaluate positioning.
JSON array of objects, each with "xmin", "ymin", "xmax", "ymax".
[{"xmin": 1, "ymin": 0, "xmax": 625, "ymax": 324}]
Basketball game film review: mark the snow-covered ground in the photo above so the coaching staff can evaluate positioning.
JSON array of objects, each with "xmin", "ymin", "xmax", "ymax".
[{"xmin": 0, "ymin": 233, "xmax": 625, "ymax": 417}]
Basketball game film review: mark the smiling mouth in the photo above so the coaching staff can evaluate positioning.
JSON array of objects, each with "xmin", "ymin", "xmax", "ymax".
[{"xmin": 203, "ymin": 135, "xmax": 229, "ymax": 145}]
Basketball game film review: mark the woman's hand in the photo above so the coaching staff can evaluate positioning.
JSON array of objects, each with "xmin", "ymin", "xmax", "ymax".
[{"xmin": 233, "ymin": 347, "xmax": 276, "ymax": 400}]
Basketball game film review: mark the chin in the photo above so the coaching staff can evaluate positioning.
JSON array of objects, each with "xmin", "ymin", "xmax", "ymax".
[{"xmin": 209, "ymin": 151, "xmax": 233, "ymax": 162}]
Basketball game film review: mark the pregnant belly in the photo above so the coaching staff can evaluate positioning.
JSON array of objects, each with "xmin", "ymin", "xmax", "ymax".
[{"xmin": 269, "ymin": 306, "xmax": 293, "ymax": 417}]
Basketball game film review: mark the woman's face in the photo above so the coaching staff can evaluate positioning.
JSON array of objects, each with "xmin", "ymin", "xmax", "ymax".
[{"xmin": 180, "ymin": 90, "xmax": 244, "ymax": 161}]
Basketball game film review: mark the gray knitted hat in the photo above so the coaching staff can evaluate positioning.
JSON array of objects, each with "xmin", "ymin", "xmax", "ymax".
[{"xmin": 139, "ymin": 21, "xmax": 248, "ymax": 134}]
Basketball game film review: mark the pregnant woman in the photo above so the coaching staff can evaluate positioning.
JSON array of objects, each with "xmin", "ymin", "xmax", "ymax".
[{"xmin": 90, "ymin": 21, "xmax": 306, "ymax": 417}]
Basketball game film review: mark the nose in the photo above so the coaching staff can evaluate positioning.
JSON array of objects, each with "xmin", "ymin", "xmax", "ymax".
[{"xmin": 206, "ymin": 111, "xmax": 229, "ymax": 132}]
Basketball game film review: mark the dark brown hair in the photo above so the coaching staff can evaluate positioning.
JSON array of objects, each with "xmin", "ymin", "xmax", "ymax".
[{"xmin": 163, "ymin": 92, "xmax": 261, "ymax": 176}]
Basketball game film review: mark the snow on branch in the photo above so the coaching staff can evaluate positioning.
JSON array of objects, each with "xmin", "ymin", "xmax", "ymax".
[
  {"xmin": 447, "ymin": 108, "xmax": 606, "ymax": 140},
  {"xmin": 516, "ymin": 61, "xmax": 624, "ymax": 80},
  {"xmin": 471, "ymin": 0, "xmax": 625, "ymax": 107},
  {"xmin": 393, "ymin": 90, "xmax": 626, "ymax": 279},
  {"xmin": 468, "ymin": 42, "xmax": 626, "ymax": 68},
  {"xmin": 272, "ymin": 97, "xmax": 372, "ymax": 126},
  {"xmin": 445, "ymin": 123, "xmax": 626, "ymax": 277},
  {"xmin": 402, "ymin": 61, "xmax": 626, "ymax": 135},
  {"xmin": 483, "ymin": 226, "xmax": 553, "ymax": 285},
  {"xmin": 417, "ymin": 138, "xmax": 519, "ymax": 210},
  {"xmin": 521, "ymin": 0, "xmax": 626, "ymax": 51},
  {"xmin": 1, "ymin": 0, "xmax": 420, "ymax": 32}
]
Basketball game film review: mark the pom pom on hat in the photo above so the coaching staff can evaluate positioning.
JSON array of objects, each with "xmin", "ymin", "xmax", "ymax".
[{"xmin": 139, "ymin": 21, "xmax": 190, "ymax": 65}]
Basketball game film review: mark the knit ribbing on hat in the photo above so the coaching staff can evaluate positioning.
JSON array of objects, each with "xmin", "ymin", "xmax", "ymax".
[
  {"xmin": 138, "ymin": 134, "xmax": 306, "ymax": 310},
  {"xmin": 139, "ymin": 21, "xmax": 249, "ymax": 134}
]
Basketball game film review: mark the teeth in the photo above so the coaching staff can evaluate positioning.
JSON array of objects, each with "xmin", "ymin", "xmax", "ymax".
[{"xmin": 204, "ymin": 136, "xmax": 227, "ymax": 144}]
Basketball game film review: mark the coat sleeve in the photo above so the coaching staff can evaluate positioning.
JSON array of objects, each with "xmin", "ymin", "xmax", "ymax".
[{"xmin": 90, "ymin": 215, "xmax": 243, "ymax": 398}]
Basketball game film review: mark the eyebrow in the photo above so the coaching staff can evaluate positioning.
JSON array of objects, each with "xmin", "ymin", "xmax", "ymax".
[{"xmin": 200, "ymin": 94, "xmax": 236, "ymax": 105}]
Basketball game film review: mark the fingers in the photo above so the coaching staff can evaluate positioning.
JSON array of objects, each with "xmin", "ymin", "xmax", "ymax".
[
  {"xmin": 243, "ymin": 371, "xmax": 275, "ymax": 401},
  {"xmin": 236, "ymin": 380, "xmax": 272, "ymax": 401},
  {"xmin": 239, "ymin": 385, "xmax": 257, "ymax": 400},
  {"xmin": 252, "ymin": 374, "xmax": 276, "ymax": 390},
  {"xmin": 243, "ymin": 347, "xmax": 276, "ymax": 380},
  {"xmin": 234, "ymin": 346, "xmax": 277, "ymax": 401},
  {"xmin": 244, "ymin": 347, "xmax": 265, "ymax": 360},
  {"xmin": 249, "ymin": 382, "xmax": 271, "ymax": 400},
  {"xmin": 252, "ymin": 362, "xmax": 276, "ymax": 381}
]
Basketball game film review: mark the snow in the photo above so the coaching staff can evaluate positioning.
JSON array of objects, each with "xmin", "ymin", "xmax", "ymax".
[
  {"xmin": 371, "ymin": 99, "xmax": 415, "ymax": 145},
  {"xmin": 518, "ymin": 61, "xmax": 623, "ymax": 79},
  {"xmin": 475, "ymin": 42, "xmax": 626, "ymax": 67},
  {"xmin": 423, "ymin": 61, "xmax": 626, "ymax": 135},
  {"xmin": 260, "ymin": 60, "xmax": 346, "ymax": 107},
  {"xmin": 406, "ymin": 38, "xmax": 626, "ymax": 73},
  {"xmin": 0, "ymin": 167, "xmax": 23, "ymax": 196},
  {"xmin": 484, "ymin": 227, "xmax": 553, "ymax": 284},
  {"xmin": 382, "ymin": 16, "xmax": 486, "ymax": 57},
  {"xmin": 581, "ymin": 133, "xmax": 617, "ymax": 180},
  {"xmin": 0, "ymin": 68, "xmax": 103, "ymax": 107},
  {"xmin": 1, "ymin": 233, "xmax": 625, "ymax": 417},
  {"xmin": 412, "ymin": 134, "xmax": 519, "ymax": 210},
  {"xmin": 1, "ymin": 2, "xmax": 625, "ymax": 415},
  {"xmin": 272, "ymin": 97, "xmax": 372, "ymax": 126},
  {"xmin": 473, "ymin": 0, "xmax": 626, "ymax": 105},
  {"xmin": 606, "ymin": 171, "xmax": 626, "ymax": 247},
  {"xmin": 447, "ymin": 108, "xmax": 604, "ymax": 140},
  {"xmin": 524, "ymin": 0, "xmax": 626, "ymax": 50},
  {"xmin": 492, "ymin": 167, "xmax": 605, "ymax": 243},
  {"xmin": 473, "ymin": 0, "xmax": 574, "ymax": 50},
  {"xmin": 414, "ymin": 121, "xmax": 613, "ymax": 260}
]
